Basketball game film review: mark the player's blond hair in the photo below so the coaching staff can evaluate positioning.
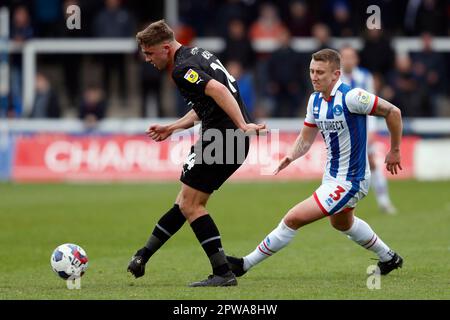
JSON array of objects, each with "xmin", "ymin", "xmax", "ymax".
[
  {"xmin": 136, "ymin": 19, "xmax": 175, "ymax": 47},
  {"xmin": 312, "ymin": 49, "xmax": 341, "ymax": 71}
]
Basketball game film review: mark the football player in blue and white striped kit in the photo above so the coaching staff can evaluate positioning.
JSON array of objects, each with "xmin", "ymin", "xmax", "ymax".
[
  {"xmin": 340, "ymin": 45, "xmax": 397, "ymax": 214},
  {"xmin": 227, "ymin": 49, "xmax": 403, "ymax": 277}
]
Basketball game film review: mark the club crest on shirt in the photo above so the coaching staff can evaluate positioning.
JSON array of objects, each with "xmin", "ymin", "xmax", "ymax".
[
  {"xmin": 184, "ymin": 69, "xmax": 199, "ymax": 83},
  {"xmin": 190, "ymin": 47, "xmax": 199, "ymax": 55},
  {"xmin": 333, "ymin": 104, "xmax": 343, "ymax": 116},
  {"xmin": 357, "ymin": 90, "xmax": 370, "ymax": 105}
]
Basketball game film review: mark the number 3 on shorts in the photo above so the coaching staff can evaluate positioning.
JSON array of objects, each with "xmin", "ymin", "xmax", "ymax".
[{"xmin": 329, "ymin": 185, "xmax": 345, "ymax": 201}]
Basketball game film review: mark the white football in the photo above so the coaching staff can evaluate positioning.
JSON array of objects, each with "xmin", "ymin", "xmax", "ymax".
[{"xmin": 50, "ymin": 243, "xmax": 89, "ymax": 280}]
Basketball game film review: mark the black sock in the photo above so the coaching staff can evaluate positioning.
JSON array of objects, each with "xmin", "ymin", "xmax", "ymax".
[
  {"xmin": 139, "ymin": 204, "xmax": 186, "ymax": 263},
  {"xmin": 190, "ymin": 214, "xmax": 230, "ymax": 276}
]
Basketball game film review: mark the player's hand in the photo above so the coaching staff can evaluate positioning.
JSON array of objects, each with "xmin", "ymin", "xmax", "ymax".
[
  {"xmin": 242, "ymin": 123, "xmax": 267, "ymax": 136},
  {"xmin": 385, "ymin": 149, "xmax": 402, "ymax": 175},
  {"xmin": 145, "ymin": 124, "xmax": 172, "ymax": 142},
  {"xmin": 273, "ymin": 156, "xmax": 293, "ymax": 175}
]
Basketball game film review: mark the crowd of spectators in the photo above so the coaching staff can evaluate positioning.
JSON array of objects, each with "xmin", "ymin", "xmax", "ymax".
[{"xmin": 3, "ymin": 0, "xmax": 450, "ymax": 120}]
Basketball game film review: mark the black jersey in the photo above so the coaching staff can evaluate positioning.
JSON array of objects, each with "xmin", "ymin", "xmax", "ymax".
[{"xmin": 172, "ymin": 46, "xmax": 251, "ymax": 132}]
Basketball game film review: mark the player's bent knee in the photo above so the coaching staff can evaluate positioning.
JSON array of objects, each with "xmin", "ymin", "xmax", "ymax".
[
  {"xmin": 329, "ymin": 216, "xmax": 353, "ymax": 231},
  {"xmin": 178, "ymin": 202, "xmax": 206, "ymax": 221},
  {"xmin": 330, "ymin": 221, "xmax": 350, "ymax": 231},
  {"xmin": 178, "ymin": 201, "xmax": 194, "ymax": 218},
  {"xmin": 284, "ymin": 211, "xmax": 306, "ymax": 230}
]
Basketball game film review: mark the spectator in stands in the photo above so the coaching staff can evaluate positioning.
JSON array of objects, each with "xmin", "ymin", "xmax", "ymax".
[
  {"xmin": 249, "ymin": 2, "xmax": 289, "ymax": 118},
  {"xmin": 356, "ymin": 0, "xmax": 404, "ymax": 35},
  {"xmin": 226, "ymin": 60, "xmax": 256, "ymax": 117},
  {"xmin": 172, "ymin": 21, "xmax": 196, "ymax": 46},
  {"xmin": 411, "ymin": 32, "xmax": 447, "ymax": 116},
  {"xmin": 178, "ymin": 0, "xmax": 215, "ymax": 36},
  {"xmin": 32, "ymin": 0, "xmax": 63, "ymax": 37},
  {"xmin": 249, "ymin": 2, "xmax": 288, "ymax": 43},
  {"xmin": 311, "ymin": 23, "xmax": 333, "ymax": 51},
  {"xmin": 286, "ymin": 0, "xmax": 315, "ymax": 37},
  {"xmin": 215, "ymin": 0, "xmax": 257, "ymax": 37},
  {"xmin": 306, "ymin": 23, "xmax": 334, "ymax": 102},
  {"xmin": 360, "ymin": 29, "xmax": 395, "ymax": 77},
  {"xmin": 139, "ymin": 53, "xmax": 163, "ymax": 118},
  {"xmin": 328, "ymin": 0, "xmax": 355, "ymax": 37},
  {"xmin": 79, "ymin": 85, "xmax": 107, "ymax": 128},
  {"xmin": 93, "ymin": 0, "xmax": 135, "ymax": 38},
  {"xmin": 384, "ymin": 54, "xmax": 430, "ymax": 117},
  {"xmin": 93, "ymin": 0, "xmax": 135, "ymax": 104},
  {"xmin": 222, "ymin": 18, "xmax": 256, "ymax": 69},
  {"xmin": 9, "ymin": 5, "xmax": 34, "ymax": 117},
  {"xmin": 57, "ymin": 0, "xmax": 84, "ymax": 108},
  {"xmin": 11, "ymin": 5, "xmax": 34, "ymax": 41},
  {"xmin": 404, "ymin": 0, "xmax": 447, "ymax": 36},
  {"xmin": 266, "ymin": 30, "xmax": 304, "ymax": 117},
  {"xmin": 30, "ymin": 73, "xmax": 61, "ymax": 118}
]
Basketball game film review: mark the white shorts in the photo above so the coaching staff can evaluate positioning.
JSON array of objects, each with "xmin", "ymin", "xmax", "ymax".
[{"xmin": 313, "ymin": 175, "xmax": 370, "ymax": 216}]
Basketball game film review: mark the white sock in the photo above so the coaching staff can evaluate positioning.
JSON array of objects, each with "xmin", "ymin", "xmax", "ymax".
[
  {"xmin": 243, "ymin": 220, "xmax": 297, "ymax": 271},
  {"xmin": 371, "ymin": 167, "xmax": 392, "ymax": 208},
  {"xmin": 342, "ymin": 216, "xmax": 394, "ymax": 262}
]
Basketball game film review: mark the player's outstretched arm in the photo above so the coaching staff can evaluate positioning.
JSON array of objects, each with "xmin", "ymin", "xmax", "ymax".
[
  {"xmin": 145, "ymin": 109, "xmax": 199, "ymax": 142},
  {"xmin": 372, "ymin": 98, "xmax": 403, "ymax": 175},
  {"xmin": 274, "ymin": 125, "xmax": 319, "ymax": 175},
  {"xmin": 205, "ymin": 79, "xmax": 266, "ymax": 133}
]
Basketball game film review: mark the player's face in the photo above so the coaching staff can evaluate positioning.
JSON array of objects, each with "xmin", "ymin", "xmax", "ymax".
[
  {"xmin": 340, "ymin": 48, "xmax": 358, "ymax": 73},
  {"xmin": 310, "ymin": 59, "xmax": 340, "ymax": 92},
  {"xmin": 141, "ymin": 43, "xmax": 170, "ymax": 70}
]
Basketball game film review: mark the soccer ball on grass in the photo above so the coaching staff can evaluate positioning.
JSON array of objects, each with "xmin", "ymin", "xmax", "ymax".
[{"xmin": 50, "ymin": 243, "xmax": 88, "ymax": 280}]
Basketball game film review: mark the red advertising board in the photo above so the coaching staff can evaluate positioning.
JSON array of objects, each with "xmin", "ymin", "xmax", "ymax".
[{"xmin": 12, "ymin": 133, "xmax": 417, "ymax": 182}]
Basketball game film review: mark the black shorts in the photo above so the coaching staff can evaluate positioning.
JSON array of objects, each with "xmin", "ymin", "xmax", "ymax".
[{"xmin": 180, "ymin": 130, "xmax": 250, "ymax": 194}]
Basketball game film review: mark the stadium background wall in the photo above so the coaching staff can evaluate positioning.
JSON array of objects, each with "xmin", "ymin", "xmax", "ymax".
[{"xmin": 4, "ymin": 132, "xmax": 423, "ymax": 182}]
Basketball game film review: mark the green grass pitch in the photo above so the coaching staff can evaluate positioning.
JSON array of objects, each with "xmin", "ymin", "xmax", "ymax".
[{"xmin": 0, "ymin": 180, "xmax": 449, "ymax": 300}]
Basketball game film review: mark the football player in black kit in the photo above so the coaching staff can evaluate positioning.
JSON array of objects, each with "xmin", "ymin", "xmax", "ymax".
[{"xmin": 127, "ymin": 20, "xmax": 266, "ymax": 287}]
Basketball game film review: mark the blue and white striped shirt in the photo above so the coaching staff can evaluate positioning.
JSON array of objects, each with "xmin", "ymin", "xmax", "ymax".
[{"xmin": 304, "ymin": 80, "xmax": 379, "ymax": 181}]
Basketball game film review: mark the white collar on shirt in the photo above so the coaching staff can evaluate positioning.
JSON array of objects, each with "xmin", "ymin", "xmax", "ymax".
[{"xmin": 319, "ymin": 79, "xmax": 342, "ymax": 99}]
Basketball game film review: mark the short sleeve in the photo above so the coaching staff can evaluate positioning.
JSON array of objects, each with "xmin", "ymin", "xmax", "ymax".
[
  {"xmin": 172, "ymin": 66, "xmax": 213, "ymax": 94},
  {"xmin": 304, "ymin": 94, "xmax": 317, "ymax": 127},
  {"xmin": 345, "ymin": 88, "xmax": 379, "ymax": 115}
]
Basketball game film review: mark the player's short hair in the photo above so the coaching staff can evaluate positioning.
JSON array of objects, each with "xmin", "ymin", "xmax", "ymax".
[
  {"xmin": 312, "ymin": 49, "xmax": 341, "ymax": 70},
  {"xmin": 136, "ymin": 19, "xmax": 175, "ymax": 47}
]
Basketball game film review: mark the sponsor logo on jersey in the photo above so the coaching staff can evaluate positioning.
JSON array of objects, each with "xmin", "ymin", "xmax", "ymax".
[
  {"xmin": 313, "ymin": 106, "xmax": 319, "ymax": 114},
  {"xmin": 325, "ymin": 197, "xmax": 333, "ymax": 206},
  {"xmin": 316, "ymin": 120, "xmax": 345, "ymax": 131},
  {"xmin": 184, "ymin": 69, "xmax": 199, "ymax": 83},
  {"xmin": 202, "ymin": 50, "xmax": 213, "ymax": 60}
]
